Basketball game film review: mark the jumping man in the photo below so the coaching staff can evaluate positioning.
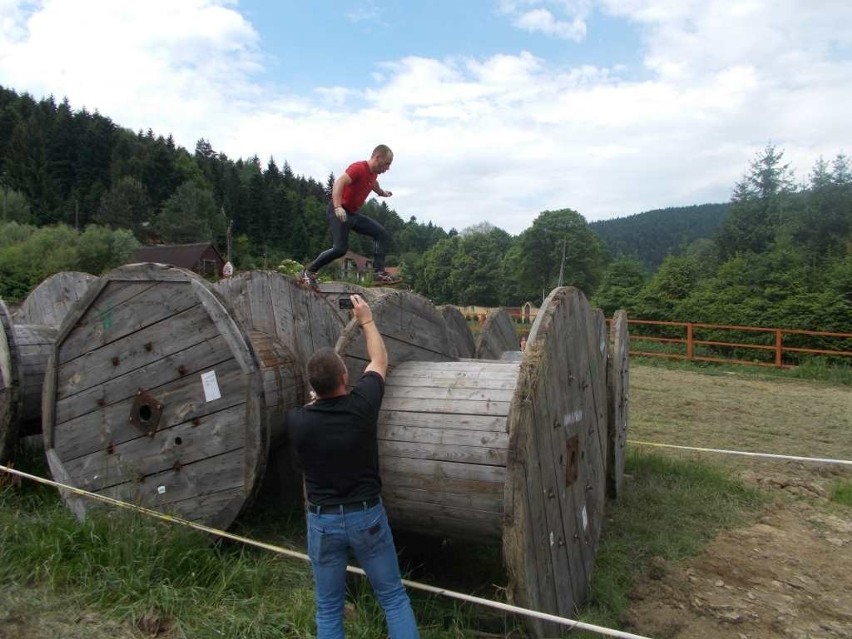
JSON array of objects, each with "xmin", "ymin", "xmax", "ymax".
[{"xmin": 300, "ymin": 145, "xmax": 399, "ymax": 290}]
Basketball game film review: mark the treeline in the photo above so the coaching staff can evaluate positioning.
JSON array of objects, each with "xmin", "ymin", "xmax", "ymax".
[
  {"xmin": 593, "ymin": 145, "xmax": 852, "ymax": 334},
  {"xmin": 589, "ymin": 203, "xmax": 730, "ymax": 270},
  {"xmin": 0, "ymin": 85, "xmax": 449, "ymax": 279},
  {"xmin": 1, "ymin": 85, "xmax": 850, "ymax": 336}
]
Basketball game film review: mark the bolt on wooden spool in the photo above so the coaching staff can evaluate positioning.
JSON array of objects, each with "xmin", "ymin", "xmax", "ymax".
[
  {"xmin": 0, "ymin": 272, "xmax": 97, "ymax": 464},
  {"xmin": 335, "ymin": 286, "xmax": 610, "ymax": 637}
]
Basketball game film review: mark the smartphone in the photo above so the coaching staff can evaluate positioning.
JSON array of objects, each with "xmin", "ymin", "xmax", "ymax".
[{"xmin": 338, "ymin": 297, "xmax": 354, "ymax": 309}]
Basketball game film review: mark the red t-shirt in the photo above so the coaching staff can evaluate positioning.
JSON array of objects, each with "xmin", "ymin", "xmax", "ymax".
[{"xmin": 341, "ymin": 160, "xmax": 377, "ymax": 213}]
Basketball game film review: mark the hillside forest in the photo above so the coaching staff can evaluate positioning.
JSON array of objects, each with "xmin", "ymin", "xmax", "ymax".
[{"xmin": 0, "ymin": 86, "xmax": 850, "ymax": 336}]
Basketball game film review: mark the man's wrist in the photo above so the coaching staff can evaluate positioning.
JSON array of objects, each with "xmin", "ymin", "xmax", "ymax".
[{"xmin": 360, "ymin": 319, "xmax": 374, "ymax": 327}]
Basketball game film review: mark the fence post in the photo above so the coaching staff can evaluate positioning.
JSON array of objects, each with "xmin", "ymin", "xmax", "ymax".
[
  {"xmin": 687, "ymin": 323, "xmax": 694, "ymax": 360},
  {"xmin": 775, "ymin": 329, "xmax": 783, "ymax": 367}
]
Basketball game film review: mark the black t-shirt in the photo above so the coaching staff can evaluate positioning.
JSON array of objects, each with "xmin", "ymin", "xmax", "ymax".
[{"xmin": 287, "ymin": 371, "xmax": 384, "ymax": 506}]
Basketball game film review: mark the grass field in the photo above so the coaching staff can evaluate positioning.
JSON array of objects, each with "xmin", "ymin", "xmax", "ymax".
[{"xmin": 1, "ymin": 361, "xmax": 850, "ymax": 638}]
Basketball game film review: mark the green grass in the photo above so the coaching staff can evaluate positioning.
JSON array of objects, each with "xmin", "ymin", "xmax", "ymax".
[
  {"xmin": 632, "ymin": 353, "xmax": 852, "ymax": 385},
  {"xmin": 1, "ymin": 446, "xmax": 767, "ymax": 638},
  {"xmin": 829, "ymin": 480, "xmax": 852, "ymax": 507},
  {"xmin": 573, "ymin": 449, "xmax": 766, "ymax": 636}
]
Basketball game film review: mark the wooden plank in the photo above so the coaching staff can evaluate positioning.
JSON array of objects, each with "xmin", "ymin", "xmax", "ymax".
[
  {"xmin": 58, "ymin": 280, "xmax": 194, "ymax": 363},
  {"xmin": 381, "ymin": 469, "xmax": 504, "ymax": 497},
  {"xmin": 383, "ymin": 384, "xmax": 516, "ymax": 401},
  {"xmin": 335, "ymin": 290, "xmax": 455, "ymax": 381},
  {"xmin": 12, "ymin": 324, "xmax": 56, "ymax": 436},
  {"xmin": 607, "ymin": 309, "xmax": 630, "ymax": 498},
  {"xmin": 63, "ymin": 403, "xmax": 248, "ymax": 492},
  {"xmin": 13, "ymin": 271, "xmax": 97, "ymax": 327},
  {"xmin": 380, "ymin": 410, "xmax": 507, "ymax": 432},
  {"xmin": 380, "ymin": 396, "xmax": 512, "ymax": 416},
  {"xmin": 0, "ymin": 300, "xmax": 19, "ymax": 463},
  {"xmin": 439, "ymin": 305, "xmax": 476, "ymax": 359},
  {"xmin": 382, "ymin": 484, "xmax": 503, "ymax": 513},
  {"xmin": 55, "ymin": 356, "xmax": 246, "ymax": 460},
  {"xmin": 475, "ymin": 309, "xmax": 519, "ymax": 360},
  {"xmin": 379, "ymin": 439, "xmax": 507, "ymax": 466},
  {"xmin": 55, "ymin": 333, "xmax": 237, "ymax": 425},
  {"xmin": 380, "ymin": 456, "xmax": 506, "ymax": 484},
  {"xmin": 55, "ymin": 304, "xmax": 218, "ymax": 399},
  {"xmin": 380, "ymin": 423, "xmax": 509, "ymax": 448}
]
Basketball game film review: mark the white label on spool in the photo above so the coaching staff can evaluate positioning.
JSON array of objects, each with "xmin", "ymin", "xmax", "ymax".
[
  {"xmin": 582, "ymin": 505, "xmax": 588, "ymax": 532},
  {"xmin": 157, "ymin": 485, "xmax": 166, "ymax": 495},
  {"xmin": 549, "ymin": 531, "xmax": 555, "ymax": 547},
  {"xmin": 563, "ymin": 410, "xmax": 583, "ymax": 427},
  {"xmin": 201, "ymin": 370, "xmax": 221, "ymax": 402}
]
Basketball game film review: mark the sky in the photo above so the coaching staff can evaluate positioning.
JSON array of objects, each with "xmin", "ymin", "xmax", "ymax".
[{"xmin": 1, "ymin": 0, "xmax": 850, "ymax": 235}]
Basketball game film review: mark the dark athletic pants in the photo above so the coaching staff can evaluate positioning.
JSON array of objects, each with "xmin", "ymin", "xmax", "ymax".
[{"xmin": 307, "ymin": 202, "xmax": 389, "ymax": 273}]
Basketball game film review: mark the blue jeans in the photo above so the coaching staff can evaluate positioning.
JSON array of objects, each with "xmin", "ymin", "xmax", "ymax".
[
  {"xmin": 307, "ymin": 501, "xmax": 418, "ymax": 639},
  {"xmin": 307, "ymin": 202, "xmax": 390, "ymax": 273}
]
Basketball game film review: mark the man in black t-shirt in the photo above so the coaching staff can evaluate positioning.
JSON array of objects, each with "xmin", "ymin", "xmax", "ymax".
[{"xmin": 287, "ymin": 294, "xmax": 418, "ymax": 639}]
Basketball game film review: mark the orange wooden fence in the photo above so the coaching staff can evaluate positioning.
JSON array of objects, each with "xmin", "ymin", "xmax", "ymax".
[{"xmin": 623, "ymin": 319, "xmax": 852, "ymax": 368}]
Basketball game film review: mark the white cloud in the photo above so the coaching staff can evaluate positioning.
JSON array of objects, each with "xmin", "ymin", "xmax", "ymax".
[{"xmin": 0, "ymin": 0, "xmax": 850, "ymax": 235}]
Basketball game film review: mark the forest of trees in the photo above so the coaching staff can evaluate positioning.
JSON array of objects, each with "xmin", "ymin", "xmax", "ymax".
[
  {"xmin": 589, "ymin": 203, "xmax": 730, "ymax": 270},
  {"xmin": 0, "ymin": 85, "xmax": 849, "ymax": 335}
]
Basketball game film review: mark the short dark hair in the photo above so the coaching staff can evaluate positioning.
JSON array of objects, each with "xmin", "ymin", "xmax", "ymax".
[
  {"xmin": 307, "ymin": 348, "xmax": 346, "ymax": 396},
  {"xmin": 372, "ymin": 144, "xmax": 392, "ymax": 159}
]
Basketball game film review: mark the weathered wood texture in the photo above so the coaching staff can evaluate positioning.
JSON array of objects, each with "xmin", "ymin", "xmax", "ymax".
[
  {"xmin": 13, "ymin": 271, "xmax": 97, "ymax": 327},
  {"xmin": 438, "ymin": 305, "xmax": 476, "ymax": 359},
  {"xmin": 475, "ymin": 309, "xmax": 519, "ymax": 360},
  {"xmin": 214, "ymin": 271, "xmax": 348, "ymax": 504},
  {"xmin": 502, "ymin": 287, "xmax": 608, "ymax": 636},
  {"xmin": 335, "ymin": 290, "xmax": 456, "ymax": 380},
  {"xmin": 214, "ymin": 271, "xmax": 345, "ymax": 384},
  {"xmin": 607, "ymin": 309, "xmax": 629, "ymax": 498},
  {"xmin": 43, "ymin": 263, "xmax": 266, "ymax": 530},
  {"xmin": 0, "ymin": 300, "xmax": 19, "ymax": 463},
  {"xmin": 0, "ymin": 273, "xmax": 97, "ymax": 460},
  {"xmin": 378, "ymin": 359, "xmax": 518, "ymax": 542}
]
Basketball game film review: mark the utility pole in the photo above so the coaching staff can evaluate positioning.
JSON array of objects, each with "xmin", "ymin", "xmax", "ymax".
[{"xmin": 557, "ymin": 238, "xmax": 567, "ymax": 287}]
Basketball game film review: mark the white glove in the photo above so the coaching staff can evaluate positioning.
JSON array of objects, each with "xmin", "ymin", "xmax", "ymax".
[{"xmin": 334, "ymin": 206, "xmax": 347, "ymax": 222}]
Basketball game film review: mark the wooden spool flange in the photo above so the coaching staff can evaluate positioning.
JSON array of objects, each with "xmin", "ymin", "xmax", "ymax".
[
  {"xmin": 0, "ymin": 300, "xmax": 20, "ymax": 463},
  {"xmin": 335, "ymin": 289, "xmax": 457, "ymax": 380},
  {"xmin": 0, "ymin": 272, "xmax": 97, "ymax": 462},
  {"xmin": 337, "ymin": 286, "xmax": 608, "ymax": 636},
  {"xmin": 438, "ymin": 305, "xmax": 476, "ymax": 359},
  {"xmin": 475, "ymin": 308, "xmax": 519, "ymax": 359},
  {"xmin": 43, "ymin": 263, "xmax": 266, "ymax": 529},
  {"xmin": 606, "ymin": 309, "xmax": 629, "ymax": 498}
]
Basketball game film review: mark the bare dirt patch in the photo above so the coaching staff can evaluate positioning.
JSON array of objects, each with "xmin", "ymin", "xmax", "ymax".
[{"xmin": 625, "ymin": 365, "xmax": 852, "ymax": 639}]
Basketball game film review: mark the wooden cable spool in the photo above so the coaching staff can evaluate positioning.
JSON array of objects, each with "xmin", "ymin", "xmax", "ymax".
[
  {"xmin": 336, "ymin": 286, "xmax": 609, "ymax": 636},
  {"xmin": 214, "ymin": 271, "xmax": 348, "ymax": 502},
  {"xmin": 0, "ymin": 300, "xmax": 19, "ymax": 463},
  {"xmin": 42, "ymin": 263, "xmax": 267, "ymax": 529},
  {"xmin": 438, "ymin": 304, "xmax": 476, "ymax": 359},
  {"xmin": 475, "ymin": 308, "xmax": 519, "ymax": 359},
  {"xmin": 0, "ymin": 272, "xmax": 97, "ymax": 463},
  {"xmin": 606, "ymin": 309, "xmax": 629, "ymax": 498}
]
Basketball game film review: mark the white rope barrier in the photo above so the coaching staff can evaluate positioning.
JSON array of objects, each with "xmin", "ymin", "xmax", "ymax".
[
  {"xmin": 628, "ymin": 441, "xmax": 852, "ymax": 467},
  {"xmin": 0, "ymin": 464, "xmax": 654, "ymax": 639}
]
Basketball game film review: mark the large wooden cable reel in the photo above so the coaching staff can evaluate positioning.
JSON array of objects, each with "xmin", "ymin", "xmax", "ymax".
[
  {"xmin": 0, "ymin": 300, "xmax": 19, "ymax": 464},
  {"xmin": 42, "ymin": 264, "xmax": 266, "ymax": 529},
  {"xmin": 475, "ymin": 308, "xmax": 519, "ymax": 360},
  {"xmin": 336, "ymin": 286, "xmax": 609, "ymax": 636},
  {"xmin": 438, "ymin": 304, "xmax": 476, "ymax": 359},
  {"xmin": 0, "ymin": 272, "xmax": 97, "ymax": 463}
]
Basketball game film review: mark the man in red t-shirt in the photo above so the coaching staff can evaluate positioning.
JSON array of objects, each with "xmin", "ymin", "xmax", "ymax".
[{"xmin": 300, "ymin": 144, "xmax": 398, "ymax": 290}]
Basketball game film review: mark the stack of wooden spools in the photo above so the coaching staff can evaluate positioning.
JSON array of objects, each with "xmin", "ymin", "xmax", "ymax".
[{"xmin": 0, "ymin": 264, "xmax": 629, "ymax": 637}]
